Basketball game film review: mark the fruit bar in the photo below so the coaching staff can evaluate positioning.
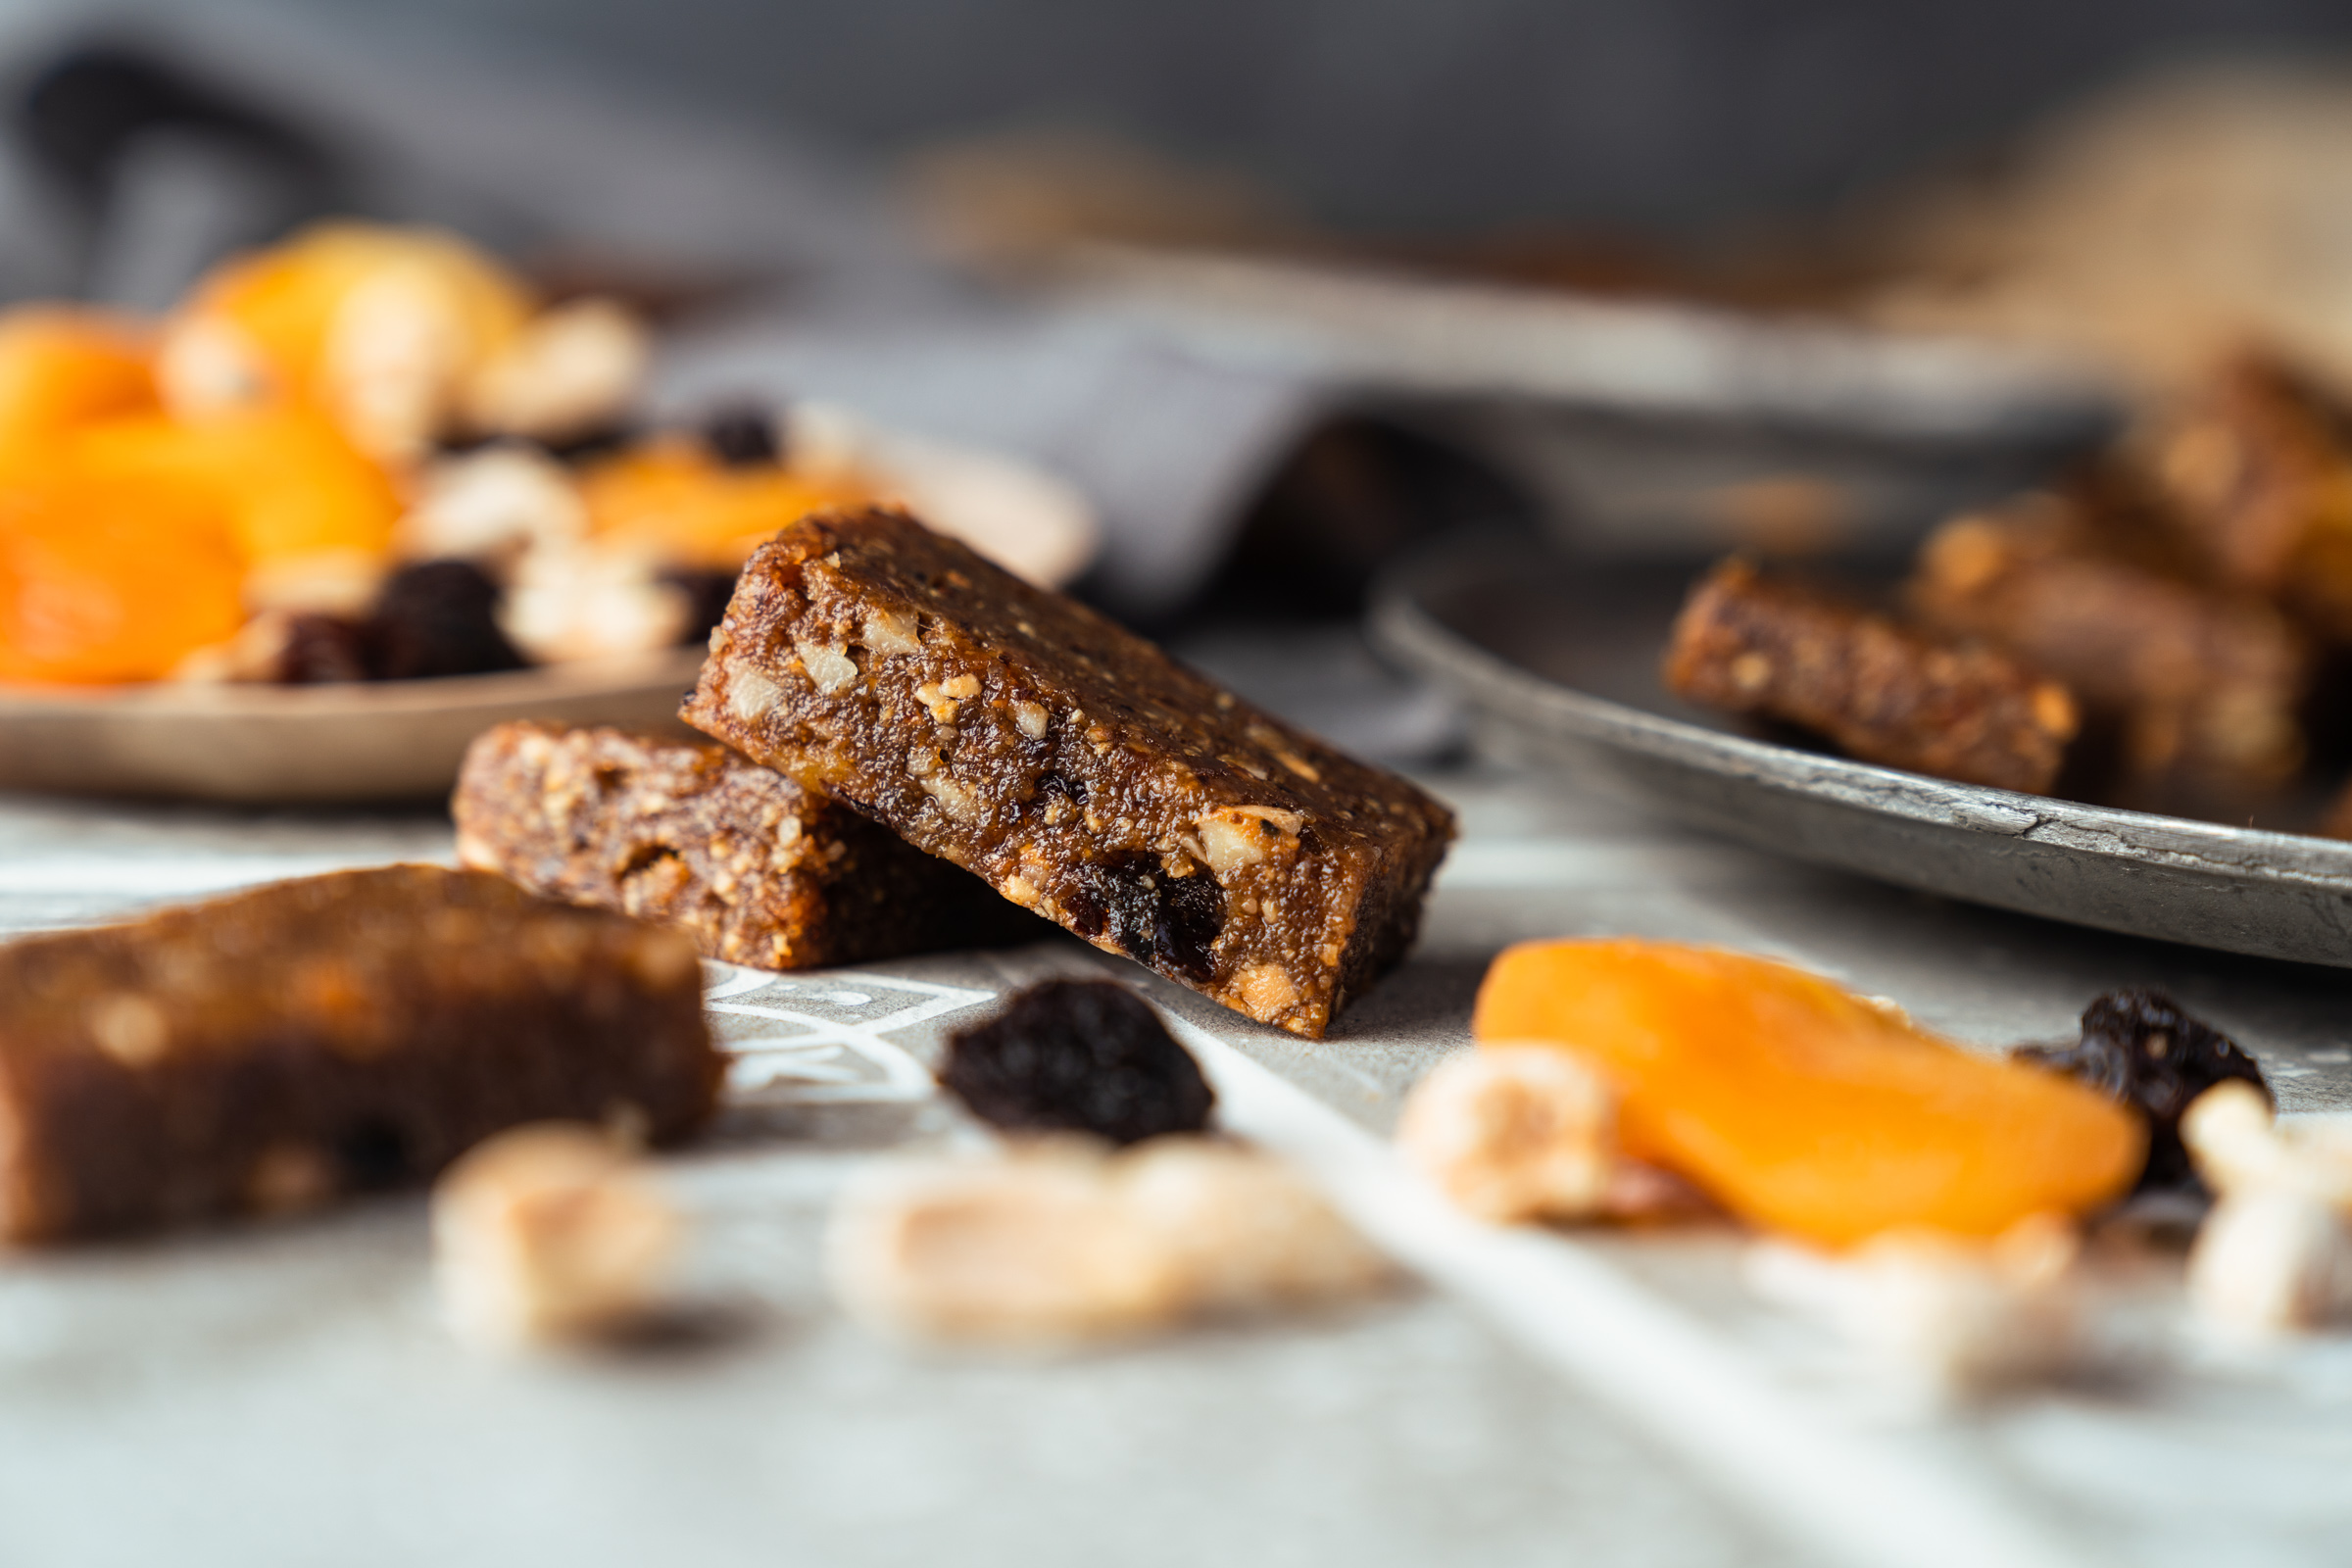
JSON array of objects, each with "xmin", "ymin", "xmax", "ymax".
[
  {"xmin": 2136, "ymin": 353, "xmax": 2352, "ymax": 639},
  {"xmin": 681, "ymin": 507, "xmax": 1455, "ymax": 1037},
  {"xmin": 0, "ymin": 865, "xmax": 718, "ymax": 1242},
  {"xmin": 455, "ymin": 720, "xmax": 1030, "ymax": 969},
  {"xmin": 1910, "ymin": 497, "xmax": 2310, "ymax": 782},
  {"xmin": 1662, "ymin": 556, "xmax": 2078, "ymax": 794}
]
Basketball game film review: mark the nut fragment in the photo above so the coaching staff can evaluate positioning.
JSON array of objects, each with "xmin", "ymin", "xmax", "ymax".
[
  {"xmin": 1120, "ymin": 1139, "xmax": 1390, "ymax": 1312},
  {"xmin": 400, "ymin": 446, "xmax": 588, "ymax": 564},
  {"xmin": 826, "ymin": 1136, "xmax": 1388, "ymax": 1346},
  {"xmin": 501, "ymin": 541, "xmax": 690, "ymax": 662},
  {"xmin": 1748, "ymin": 1214, "xmax": 2084, "ymax": 1395},
  {"xmin": 2179, "ymin": 1081, "xmax": 2352, "ymax": 1336},
  {"xmin": 2181, "ymin": 1079, "xmax": 2352, "ymax": 1202},
  {"xmin": 796, "ymin": 640, "xmax": 860, "ymax": 695},
  {"xmin": 1396, "ymin": 1045, "xmax": 1616, "ymax": 1223},
  {"xmin": 2187, "ymin": 1187, "xmax": 2352, "ymax": 1337},
  {"xmin": 827, "ymin": 1141, "xmax": 1184, "ymax": 1345},
  {"xmin": 432, "ymin": 1122, "xmax": 682, "ymax": 1350},
  {"xmin": 460, "ymin": 296, "xmax": 648, "ymax": 441}
]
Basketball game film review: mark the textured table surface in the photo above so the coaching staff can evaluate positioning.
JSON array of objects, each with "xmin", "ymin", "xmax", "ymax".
[{"xmin": 5, "ymin": 766, "xmax": 2352, "ymax": 1568}]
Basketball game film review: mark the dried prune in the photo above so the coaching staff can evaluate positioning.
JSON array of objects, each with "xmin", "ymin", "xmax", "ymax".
[
  {"xmin": 701, "ymin": 402, "xmax": 780, "ymax": 467},
  {"xmin": 276, "ymin": 612, "xmax": 371, "ymax": 683},
  {"xmin": 1153, "ymin": 871, "xmax": 1224, "ymax": 983},
  {"xmin": 940, "ymin": 979, "xmax": 1215, "ymax": 1145},
  {"xmin": 366, "ymin": 560, "xmax": 529, "ymax": 681},
  {"xmin": 662, "ymin": 567, "xmax": 738, "ymax": 645},
  {"xmin": 436, "ymin": 424, "xmax": 636, "ymax": 465},
  {"xmin": 1083, "ymin": 854, "xmax": 1225, "ymax": 983},
  {"xmin": 538, "ymin": 422, "xmax": 637, "ymax": 465},
  {"xmin": 2014, "ymin": 989, "xmax": 2271, "ymax": 1192}
]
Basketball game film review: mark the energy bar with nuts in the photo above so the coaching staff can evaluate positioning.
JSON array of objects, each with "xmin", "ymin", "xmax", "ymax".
[
  {"xmin": 1662, "ymin": 556, "xmax": 2078, "ymax": 794},
  {"xmin": 681, "ymin": 507, "xmax": 1455, "ymax": 1037},
  {"xmin": 454, "ymin": 721, "xmax": 1034, "ymax": 969},
  {"xmin": 0, "ymin": 864, "xmax": 719, "ymax": 1242}
]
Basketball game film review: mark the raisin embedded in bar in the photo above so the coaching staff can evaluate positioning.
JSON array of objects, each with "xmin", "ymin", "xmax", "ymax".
[
  {"xmin": 0, "ymin": 865, "xmax": 720, "ymax": 1242},
  {"xmin": 454, "ymin": 721, "xmax": 1037, "ymax": 970},
  {"xmin": 1662, "ymin": 556, "xmax": 2078, "ymax": 794},
  {"xmin": 680, "ymin": 507, "xmax": 1455, "ymax": 1037}
]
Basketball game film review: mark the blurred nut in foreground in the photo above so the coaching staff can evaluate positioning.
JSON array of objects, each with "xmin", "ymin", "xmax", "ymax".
[
  {"xmin": 2188, "ymin": 1186, "xmax": 2352, "ymax": 1337},
  {"xmin": 826, "ymin": 1136, "xmax": 1389, "ymax": 1347},
  {"xmin": 2180, "ymin": 1080, "xmax": 2352, "ymax": 1336},
  {"xmin": 1118, "ymin": 1139, "xmax": 1390, "ymax": 1312},
  {"xmin": 2182, "ymin": 1079, "xmax": 2352, "ymax": 1203},
  {"xmin": 827, "ymin": 1140, "xmax": 1177, "ymax": 1346},
  {"xmin": 1395, "ymin": 1045, "xmax": 1616, "ymax": 1223},
  {"xmin": 1748, "ymin": 1214, "xmax": 2083, "ymax": 1396},
  {"xmin": 433, "ymin": 1121, "xmax": 682, "ymax": 1350}
]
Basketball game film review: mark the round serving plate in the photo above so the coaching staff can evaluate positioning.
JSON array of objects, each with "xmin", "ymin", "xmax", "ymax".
[
  {"xmin": 0, "ymin": 650, "xmax": 710, "ymax": 805},
  {"xmin": 1371, "ymin": 538, "xmax": 2352, "ymax": 969},
  {"xmin": 0, "ymin": 417, "xmax": 1100, "ymax": 807}
]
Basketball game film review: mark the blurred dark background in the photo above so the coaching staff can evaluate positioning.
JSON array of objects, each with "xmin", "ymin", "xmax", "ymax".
[{"xmin": 236, "ymin": 0, "xmax": 2352, "ymax": 234}]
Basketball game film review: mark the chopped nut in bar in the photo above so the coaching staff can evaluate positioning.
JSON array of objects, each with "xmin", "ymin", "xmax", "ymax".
[
  {"xmin": 681, "ymin": 507, "xmax": 1455, "ymax": 1037},
  {"xmin": 1661, "ymin": 556, "xmax": 2078, "ymax": 794},
  {"xmin": 455, "ymin": 720, "xmax": 1034, "ymax": 970},
  {"xmin": 0, "ymin": 865, "xmax": 718, "ymax": 1242}
]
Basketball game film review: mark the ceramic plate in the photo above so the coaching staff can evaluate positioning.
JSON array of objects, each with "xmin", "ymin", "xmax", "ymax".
[{"xmin": 0, "ymin": 420, "xmax": 1099, "ymax": 806}]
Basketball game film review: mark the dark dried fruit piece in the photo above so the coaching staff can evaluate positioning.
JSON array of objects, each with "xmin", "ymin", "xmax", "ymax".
[
  {"xmin": 939, "ymin": 979, "xmax": 1215, "ymax": 1146},
  {"xmin": 701, "ymin": 402, "xmax": 780, "ymax": 467},
  {"xmin": 2013, "ymin": 989, "xmax": 2271, "ymax": 1192},
  {"xmin": 538, "ymin": 422, "xmax": 637, "ymax": 465},
  {"xmin": 367, "ymin": 559, "xmax": 529, "ymax": 680},
  {"xmin": 275, "ymin": 612, "xmax": 372, "ymax": 684},
  {"xmin": 1081, "ymin": 855, "xmax": 1226, "ymax": 984},
  {"xmin": 662, "ymin": 567, "xmax": 739, "ymax": 646}
]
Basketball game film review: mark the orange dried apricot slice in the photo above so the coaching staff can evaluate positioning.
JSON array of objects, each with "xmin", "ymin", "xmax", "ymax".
[
  {"xmin": 0, "ymin": 308, "xmax": 157, "ymax": 463},
  {"xmin": 161, "ymin": 220, "xmax": 533, "ymax": 461},
  {"xmin": 0, "ymin": 466, "xmax": 245, "ymax": 683},
  {"xmin": 1471, "ymin": 939, "xmax": 2143, "ymax": 1247},
  {"xmin": 578, "ymin": 435, "xmax": 871, "ymax": 568},
  {"xmin": 74, "ymin": 406, "xmax": 400, "ymax": 565}
]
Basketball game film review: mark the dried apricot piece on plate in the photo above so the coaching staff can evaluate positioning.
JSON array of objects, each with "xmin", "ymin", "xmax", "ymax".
[
  {"xmin": 1471, "ymin": 939, "xmax": 2144, "ymax": 1247},
  {"xmin": 0, "ymin": 308, "xmax": 157, "ymax": 463},
  {"xmin": 578, "ymin": 435, "xmax": 869, "ymax": 568},
  {"xmin": 75, "ymin": 407, "xmax": 400, "ymax": 565},
  {"xmin": 0, "ymin": 466, "xmax": 245, "ymax": 683}
]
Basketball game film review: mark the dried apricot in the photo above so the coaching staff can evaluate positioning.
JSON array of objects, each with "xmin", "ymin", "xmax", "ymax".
[
  {"xmin": 74, "ymin": 406, "xmax": 400, "ymax": 566},
  {"xmin": 0, "ymin": 308, "xmax": 157, "ymax": 463},
  {"xmin": 1471, "ymin": 939, "xmax": 2143, "ymax": 1247},
  {"xmin": 578, "ymin": 435, "xmax": 869, "ymax": 567},
  {"xmin": 160, "ymin": 221, "xmax": 533, "ymax": 461},
  {"xmin": 0, "ymin": 466, "xmax": 244, "ymax": 683}
]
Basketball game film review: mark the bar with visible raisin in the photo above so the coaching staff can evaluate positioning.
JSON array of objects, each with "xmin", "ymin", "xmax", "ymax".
[
  {"xmin": 1662, "ymin": 556, "xmax": 2078, "ymax": 794},
  {"xmin": 454, "ymin": 721, "xmax": 1032, "ymax": 969},
  {"xmin": 0, "ymin": 865, "xmax": 718, "ymax": 1242},
  {"xmin": 680, "ymin": 507, "xmax": 1455, "ymax": 1037}
]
